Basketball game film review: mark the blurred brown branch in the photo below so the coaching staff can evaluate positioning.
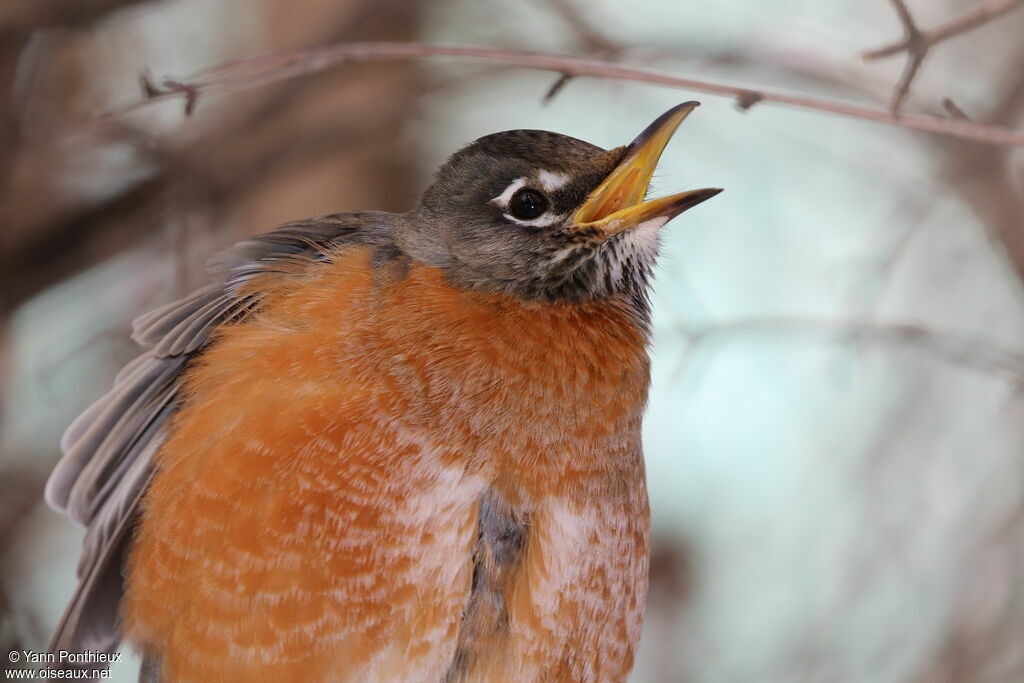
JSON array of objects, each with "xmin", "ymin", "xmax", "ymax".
[
  {"xmin": 117, "ymin": 42, "xmax": 1024, "ymax": 146},
  {"xmin": 943, "ymin": 71, "xmax": 1024, "ymax": 281},
  {"xmin": 0, "ymin": 0, "xmax": 424, "ymax": 316},
  {"xmin": 851, "ymin": 65, "xmax": 1024, "ymax": 316},
  {"xmin": 0, "ymin": 0, "xmax": 147, "ymax": 34},
  {"xmin": 0, "ymin": 467, "xmax": 46, "ymax": 665},
  {"xmin": 863, "ymin": 0, "xmax": 1024, "ymax": 111}
]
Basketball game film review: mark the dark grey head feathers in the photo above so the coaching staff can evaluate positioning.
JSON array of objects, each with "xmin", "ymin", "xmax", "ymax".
[{"xmin": 394, "ymin": 129, "xmax": 661, "ymax": 307}]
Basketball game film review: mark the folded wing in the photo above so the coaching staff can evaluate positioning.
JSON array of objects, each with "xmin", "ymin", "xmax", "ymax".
[{"xmin": 45, "ymin": 211, "xmax": 390, "ymax": 655}]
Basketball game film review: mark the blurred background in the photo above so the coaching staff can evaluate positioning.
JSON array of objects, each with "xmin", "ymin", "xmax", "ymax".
[{"xmin": 2, "ymin": 0, "xmax": 1024, "ymax": 681}]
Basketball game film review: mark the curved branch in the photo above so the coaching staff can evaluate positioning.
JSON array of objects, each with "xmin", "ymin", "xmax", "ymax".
[{"xmin": 114, "ymin": 42, "xmax": 1024, "ymax": 147}]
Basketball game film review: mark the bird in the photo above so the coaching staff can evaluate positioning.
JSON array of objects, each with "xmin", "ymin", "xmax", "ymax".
[{"xmin": 45, "ymin": 101, "xmax": 721, "ymax": 682}]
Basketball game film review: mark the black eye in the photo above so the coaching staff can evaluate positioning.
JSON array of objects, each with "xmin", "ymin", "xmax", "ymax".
[{"xmin": 508, "ymin": 188, "xmax": 549, "ymax": 220}]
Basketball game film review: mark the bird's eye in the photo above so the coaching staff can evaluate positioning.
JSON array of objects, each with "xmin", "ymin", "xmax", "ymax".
[{"xmin": 508, "ymin": 188, "xmax": 549, "ymax": 220}]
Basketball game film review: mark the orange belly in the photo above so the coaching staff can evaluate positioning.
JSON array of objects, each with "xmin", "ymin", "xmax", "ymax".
[{"xmin": 124, "ymin": 247, "xmax": 650, "ymax": 681}]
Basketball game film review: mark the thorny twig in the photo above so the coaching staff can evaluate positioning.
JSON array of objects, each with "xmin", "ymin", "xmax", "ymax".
[
  {"xmin": 113, "ymin": 42, "xmax": 1024, "ymax": 146},
  {"xmin": 864, "ymin": 0, "xmax": 1024, "ymax": 111},
  {"xmin": 942, "ymin": 97, "xmax": 970, "ymax": 119}
]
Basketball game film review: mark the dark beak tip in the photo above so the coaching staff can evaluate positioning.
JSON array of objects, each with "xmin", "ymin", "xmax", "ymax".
[
  {"xmin": 692, "ymin": 187, "xmax": 724, "ymax": 203},
  {"xmin": 628, "ymin": 101, "xmax": 704, "ymax": 151},
  {"xmin": 674, "ymin": 187, "xmax": 723, "ymax": 215},
  {"xmin": 664, "ymin": 101, "xmax": 701, "ymax": 121}
]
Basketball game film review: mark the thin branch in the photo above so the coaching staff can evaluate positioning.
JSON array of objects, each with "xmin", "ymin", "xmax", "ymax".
[
  {"xmin": 681, "ymin": 317, "xmax": 1024, "ymax": 382},
  {"xmin": 109, "ymin": 42, "xmax": 1024, "ymax": 147},
  {"xmin": 865, "ymin": 0, "xmax": 1024, "ymax": 59},
  {"xmin": 864, "ymin": 0, "xmax": 1024, "ymax": 111},
  {"xmin": 884, "ymin": 0, "xmax": 925, "ymax": 112}
]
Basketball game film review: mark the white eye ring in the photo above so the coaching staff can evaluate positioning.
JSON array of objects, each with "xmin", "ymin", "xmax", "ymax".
[
  {"xmin": 491, "ymin": 177, "xmax": 529, "ymax": 208},
  {"xmin": 501, "ymin": 211, "xmax": 566, "ymax": 228},
  {"xmin": 491, "ymin": 176, "xmax": 567, "ymax": 228}
]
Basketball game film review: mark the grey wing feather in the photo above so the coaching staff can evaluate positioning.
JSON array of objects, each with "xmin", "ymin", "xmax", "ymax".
[
  {"xmin": 130, "ymin": 285, "xmax": 220, "ymax": 345},
  {"xmin": 45, "ymin": 211, "xmax": 391, "ymax": 659},
  {"xmin": 48, "ymin": 354, "xmax": 186, "ymax": 525}
]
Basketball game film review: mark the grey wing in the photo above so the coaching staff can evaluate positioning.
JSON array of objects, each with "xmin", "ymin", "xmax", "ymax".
[{"xmin": 44, "ymin": 211, "xmax": 391, "ymax": 656}]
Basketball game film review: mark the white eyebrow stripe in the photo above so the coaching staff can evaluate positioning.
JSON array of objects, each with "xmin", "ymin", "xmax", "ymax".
[
  {"xmin": 491, "ymin": 177, "xmax": 528, "ymax": 208},
  {"xmin": 537, "ymin": 170, "xmax": 571, "ymax": 192}
]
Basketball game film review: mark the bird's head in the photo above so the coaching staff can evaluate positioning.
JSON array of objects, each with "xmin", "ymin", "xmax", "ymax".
[{"xmin": 398, "ymin": 102, "xmax": 721, "ymax": 309}]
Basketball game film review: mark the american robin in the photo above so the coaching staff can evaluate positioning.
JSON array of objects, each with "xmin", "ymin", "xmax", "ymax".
[{"xmin": 46, "ymin": 101, "xmax": 720, "ymax": 682}]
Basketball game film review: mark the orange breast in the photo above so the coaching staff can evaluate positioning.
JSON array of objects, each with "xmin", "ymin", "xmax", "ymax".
[{"xmin": 124, "ymin": 246, "xmax": 651, "ymax": 681}]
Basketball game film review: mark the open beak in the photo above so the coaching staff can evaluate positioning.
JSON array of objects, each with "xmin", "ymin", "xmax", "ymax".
[{"xmin": 573, "ymin": 101, "xmax": 722, "ymax": 236}]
